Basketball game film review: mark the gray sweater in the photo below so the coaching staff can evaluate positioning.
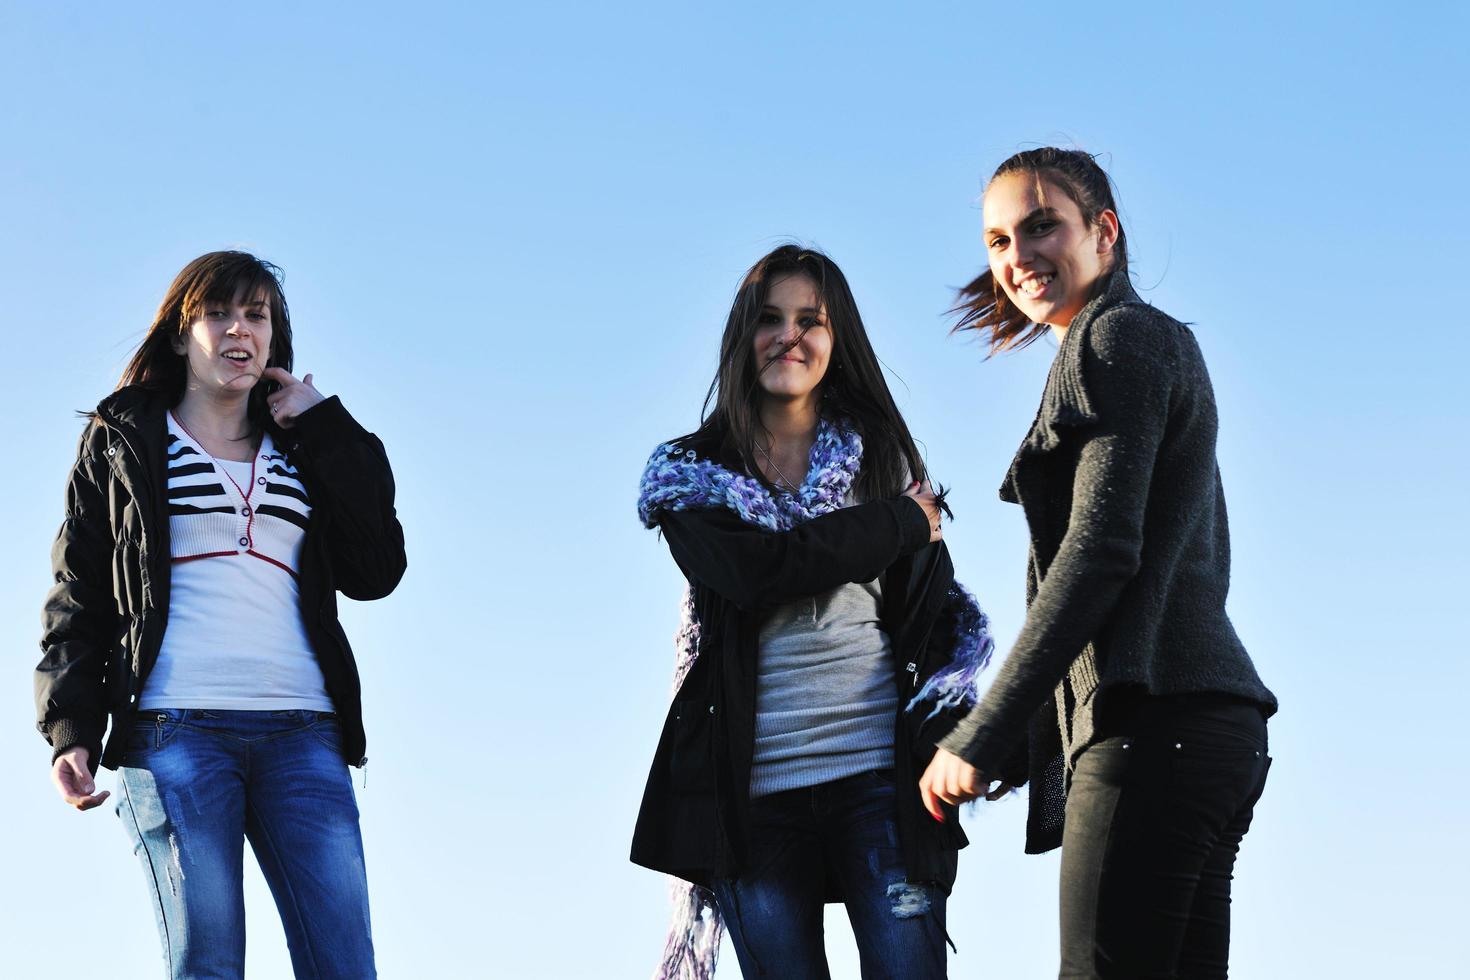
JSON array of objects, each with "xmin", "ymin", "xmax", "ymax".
[
  {"xmin": 939, "ymin": 269, "xmax": 1277, "ymax": 854},
  {"xmin": 751, "ymin": 577, "xmax": 897, "ymax": 798}
]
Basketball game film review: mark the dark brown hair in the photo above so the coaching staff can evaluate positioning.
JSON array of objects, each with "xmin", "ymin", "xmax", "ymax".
[
  {"xmin": 952, "ymin": 148, "xmax": 1128, "ymax": 354},
  {"xmin": 119, "ymin": 251, "xmax": 293, "ymax": 434},
  {"xmin": 681, "ymin": 244, "xmax": 931, "ymax": 504}
]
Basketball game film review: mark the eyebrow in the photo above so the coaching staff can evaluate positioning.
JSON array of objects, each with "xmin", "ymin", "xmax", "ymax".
[
  {"xmin": 206, "ymin": 297, "xmax": 269, "ymax": 309},
  {"xmin": 985, "ymin": 207, "xmax": 1060, "ymax": 236},
  {"xmin": 761, "ymin": 303, "xmax": 825, "ymax": 316}
]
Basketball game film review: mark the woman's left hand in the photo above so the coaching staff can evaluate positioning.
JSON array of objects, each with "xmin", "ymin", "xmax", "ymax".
[
  {"xmin": 918, "ymin": 747, "xmax": 1013, "ymax": 821},
  {"xmin": 263, "ymin": 367, "xmax": 326, "ymax": 429}
]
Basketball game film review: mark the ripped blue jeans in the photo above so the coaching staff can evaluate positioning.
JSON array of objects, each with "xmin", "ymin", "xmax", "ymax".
[
  {"xmin": 115, "ymin": 709, "xmax": 375, "ymax": 979},
  {"xmin": 712, "ymin": 769, "xmax": 949, "ymax": 979}
]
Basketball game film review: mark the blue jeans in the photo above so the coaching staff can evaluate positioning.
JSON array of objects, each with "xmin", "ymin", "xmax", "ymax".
[
  {"xmin": 712, "ymin": 770, "xmax": 949, "ymax": 980},
  {"xmin": 115, "ymin": 709, "xmax": 375, "ymax": 979}
]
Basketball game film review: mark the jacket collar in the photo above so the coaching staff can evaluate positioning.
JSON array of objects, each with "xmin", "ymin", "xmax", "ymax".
[
  {"xmin": 94, "ymin": 384, "xmax": 171, "ymax": 436},
  {"xmin": 1027, "ymin": 268, "xmax": 1145, "ymax": 452}
]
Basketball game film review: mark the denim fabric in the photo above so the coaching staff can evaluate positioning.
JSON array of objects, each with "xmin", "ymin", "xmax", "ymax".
[
  {"xmin": 1058, "ymin": 697, "xmax": 1271, "ymax": 979},
  {"xmin": 115, "ymin": 709, "xmax": 375, "ymax": 979},
  {"xmin": 712, "ymin": 770, "xmax": 948, "ymax": 980}
]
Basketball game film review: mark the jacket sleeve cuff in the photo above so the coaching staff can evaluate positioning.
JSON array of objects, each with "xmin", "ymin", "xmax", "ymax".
[
  {"xmin": 889, "ymin": 496, "xmax": 934, "ymax": 555},
  {"xmin": 46, "ymin": 717, "xmax": 105, "ymax": 768}
]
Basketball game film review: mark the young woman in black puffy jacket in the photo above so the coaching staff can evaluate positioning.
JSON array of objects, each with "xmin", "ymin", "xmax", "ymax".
[{"xmin": 36, "ymin": 251, "xmax": 405, "ymax": 979}]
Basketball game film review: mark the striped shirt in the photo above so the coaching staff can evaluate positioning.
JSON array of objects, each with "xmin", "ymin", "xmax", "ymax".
[{"xmin": 140, "ymin": 413, "xmax": 331, "ymax": 711}]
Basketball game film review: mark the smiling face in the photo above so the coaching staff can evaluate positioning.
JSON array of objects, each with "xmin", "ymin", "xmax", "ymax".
[
  {"xmin": 751, "ymin": 273, "xmax": 833, "ymax": 406},
  {"xmin": 173, "ymin": 288, "xmax": 274, "ymax": 396},
  {"xmin": 983, "ymin": 172, "xmax": 1119, "ymax": 329}
]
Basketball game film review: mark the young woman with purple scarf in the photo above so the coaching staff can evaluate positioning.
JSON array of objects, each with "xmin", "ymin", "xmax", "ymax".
[
  {"xmin": 633, "ymin": 244, "xmax": 996, "ymax": 979},
  {"xmin": 919, "ymin": 149, "xmax": 1278, "ymax": 978}
]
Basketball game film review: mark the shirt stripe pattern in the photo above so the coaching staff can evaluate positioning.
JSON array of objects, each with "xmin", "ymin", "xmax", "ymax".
[{"xmin": 166, "ymin": 413, "xmax": 312, "ymax": 575}]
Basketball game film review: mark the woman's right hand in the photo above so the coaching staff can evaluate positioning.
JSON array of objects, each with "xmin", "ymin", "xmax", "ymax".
[
  {"xmin": 902, "ymin": 480, "xmax": 944, "ymax": 543},
  {"xmin": 52, "ymin": 747, "xmax": 109, "ymax": 811}
]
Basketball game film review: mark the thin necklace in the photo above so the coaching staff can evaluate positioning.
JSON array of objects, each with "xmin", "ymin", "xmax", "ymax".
[
  {"xmin": 755, "ymin": 441, "xmax": 801, "ymax": 493},
  {"xmin": 170, "ymin": 410, "xmax": 261, "ymax": 544}
]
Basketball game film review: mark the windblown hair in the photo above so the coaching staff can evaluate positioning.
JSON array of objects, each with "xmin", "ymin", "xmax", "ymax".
[
  {"xmin": 953, "ymin": 147, "xmax": 1129, "ymax": 354},
  {"xmin": 118, "ymin": 250, "xmax": 293, "ymax": 435},
  {"xmin": 680, "ymin": 244, "xmax": 930, "ymax": 505}
]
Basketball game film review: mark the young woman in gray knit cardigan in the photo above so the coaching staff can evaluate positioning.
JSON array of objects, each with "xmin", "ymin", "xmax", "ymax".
[{"xmin": 919, "ymin": 148, "xmax": 1278, "ymax": 978}]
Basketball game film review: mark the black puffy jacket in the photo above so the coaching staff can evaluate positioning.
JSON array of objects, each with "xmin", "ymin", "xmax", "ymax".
[
  {"xmin": 630, "ymin": 474, "xmax": 972, "ymax": 892},
  {"xmin": 34, "ymin": 384, "xmax": 406, "ymax": 771}
]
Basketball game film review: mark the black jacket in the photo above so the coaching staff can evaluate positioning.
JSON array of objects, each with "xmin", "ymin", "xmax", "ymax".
[
  {"xmin": 630, "ymin": 460, "xmax": 971, "ymax": 892},
  {"xmin": 938, "ymin": 270, "xmax": 1277, "ymax": 854},
  {"xmin": 34, "ymin": 385, "xmax": 406, "ymax": 771}
]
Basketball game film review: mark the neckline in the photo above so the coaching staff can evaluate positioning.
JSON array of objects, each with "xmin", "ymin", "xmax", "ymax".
[{"xmin": 169, "ymin": 410, "xmax": 263, "ymax": 508}]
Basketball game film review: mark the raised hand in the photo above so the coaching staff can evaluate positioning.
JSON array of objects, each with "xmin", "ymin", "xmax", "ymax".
[
  {"xmin": 262, "ymin": 367, "xmax": 326, "ymax": 429},
  {"xmin": 902, "ymin": 480, "xmax": 945, "ymax": 543},
  {"xmin": 52, "ymin": 746, "xmax": 109, "ymax": 811}
]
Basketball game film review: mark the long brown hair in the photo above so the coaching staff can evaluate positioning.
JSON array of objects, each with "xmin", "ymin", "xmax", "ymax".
[
  {"xmin": 119, "ymin": 251, "xmax": 293, "ymax": 434},
  {"xmin": 952, "ymin": 148, "xmax": 1129, "ymax": 354},
  {"xmin": 680, "ymin": 244, "xmax": 931, "ymax": 504}
]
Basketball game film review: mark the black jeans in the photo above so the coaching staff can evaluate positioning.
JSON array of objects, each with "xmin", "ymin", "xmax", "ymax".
[{"xmin": 1058, "ymin": 694, "xmax": 1271, "ymax": 979}]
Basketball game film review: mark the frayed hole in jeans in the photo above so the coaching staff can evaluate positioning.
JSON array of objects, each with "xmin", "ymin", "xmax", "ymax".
[
  {"xmin": 886, "ymin": 881, "xmax": 931, "ymax": 919},
  {"xmin": 166, "ymin": 833, "xmax": 186, "ymax": 897}
]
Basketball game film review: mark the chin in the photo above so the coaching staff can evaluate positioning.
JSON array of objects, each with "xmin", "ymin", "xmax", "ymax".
[{"xmin": 1008, "ymin": 302, "xmax": 1042, "ymax": 324}]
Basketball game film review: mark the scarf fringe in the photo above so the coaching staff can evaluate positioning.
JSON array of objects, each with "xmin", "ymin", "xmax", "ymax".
[
  {"xmin": 651, "ymin": 879, "xmax": 723, "ymax": 980},
  {"xmin": 670, "ymin": 587, "xmax": 701, "ymax": 696},
  {"xmin": 906, "ymin": 581, "xmax": 996, "ymax": 722}
]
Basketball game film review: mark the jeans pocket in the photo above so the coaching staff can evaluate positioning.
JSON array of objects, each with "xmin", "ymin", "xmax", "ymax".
[
  {"xmin": 1170, "ymin": 735, "xmax": 1267, "ymax": 775},
  {"xmin": 306, "ymin": 713, "xmax": 343, "ymax": 750},
  {"xmin": 863, "ymin": 768, "xmax": 898, "ymax": 788},
  {"xmin": 1074, "ymin": 736, "xmax": 1145, "ymax": 787},
  {"xmin": 126, "ymin": 710, "xmax": 185, "ymax": 754}
]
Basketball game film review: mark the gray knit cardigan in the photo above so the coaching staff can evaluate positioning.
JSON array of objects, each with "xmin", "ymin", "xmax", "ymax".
[{"xmin": 939, "ymin": 269, "xmax": 1277, "ymax": 854}]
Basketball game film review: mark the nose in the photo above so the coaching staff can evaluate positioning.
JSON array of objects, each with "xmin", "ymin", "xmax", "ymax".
[
  {"xmin": 225, "ymin": 314, "xmax": 251, "ymax": 336},
  {"xmin": 1011, "ymin": 235, "xmax": 1040, "ymax": 268}
]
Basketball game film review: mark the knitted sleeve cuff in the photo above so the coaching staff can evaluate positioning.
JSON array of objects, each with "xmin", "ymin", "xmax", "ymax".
[{"xmin": 46, "ymin": 717, "xmax": 105, "ymax": 769}]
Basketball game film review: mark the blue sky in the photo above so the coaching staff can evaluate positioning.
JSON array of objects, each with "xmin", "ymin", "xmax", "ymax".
[{"xmin": 2, "ymin": 2, "xmax": 1466, "ymax": 976}]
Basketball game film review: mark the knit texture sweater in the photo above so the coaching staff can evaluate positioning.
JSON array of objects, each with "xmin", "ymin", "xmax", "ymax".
[
  {"xmin": 938, "ymin": 269, "xmax": 1278, "ymax": 854},
  {"xmin": 751, "ymin": 574, "xmax": 897, "ymax": 797}
]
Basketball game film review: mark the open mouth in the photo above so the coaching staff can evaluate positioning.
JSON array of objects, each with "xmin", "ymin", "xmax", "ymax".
[
  {"xmin": 222, "ymin": 350, "xmax": 252, "ymax": 363},
  {"xmin": 1017, "ymin": 274, "xmax": 1055, "ymax": 299}
]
